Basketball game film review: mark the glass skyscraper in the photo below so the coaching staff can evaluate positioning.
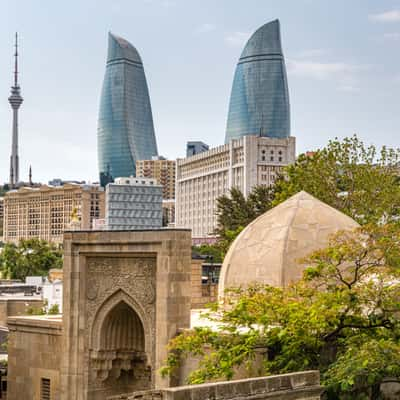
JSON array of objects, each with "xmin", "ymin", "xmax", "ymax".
[
  {"xmin": 98, "ymin": 33, "xmax": 158, "ymax": 185},
  {"xmin": 225, "ymin": 19, "xmax": 290, "ymax": 143}
]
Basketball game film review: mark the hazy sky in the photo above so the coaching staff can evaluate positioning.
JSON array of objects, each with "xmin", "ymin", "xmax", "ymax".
[{"xmin": 1, "ymin": 0, "xmax": 400, "ymax": 184}]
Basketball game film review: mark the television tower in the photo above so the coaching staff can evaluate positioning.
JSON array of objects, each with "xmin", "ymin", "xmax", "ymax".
[{"xmin": 8, "ymin": 33, "xmax": 23, "ymax": 188}]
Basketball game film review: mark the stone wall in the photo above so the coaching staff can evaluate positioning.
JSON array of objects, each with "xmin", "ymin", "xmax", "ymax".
[
  {"xmin": 190, "ymin": 259, "xmax": 218, "ymax": 309},
  {"xmin": 107, "ymin": 371, "xmax": 323, "ymax": 400},
  {"xmin": 7, "ymin": 315, "xmax": 62, "ymax": 400},
  {"xmin": 0, "ymin": 298, "xmax": 43, "ymax": 327}
]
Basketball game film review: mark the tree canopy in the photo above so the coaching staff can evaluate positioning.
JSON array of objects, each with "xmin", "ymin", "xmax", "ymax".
[
  {"xmin": 162, "ymin": 224, "xmax": 400, "ymax": 399},
  {"xmin": 0, "ymin": 238, "xmax": 63, "ymax": 280},
  {"xmin": 273, "ymin": 135, "xmax": 400, "ymax": 225},
  {"xmin": 192, "ymin": 244, "xmax": 223, "ymax": 264},
  {"xmin": 215, "ymin": 185, "xmax": 273, "ymax": 254}
]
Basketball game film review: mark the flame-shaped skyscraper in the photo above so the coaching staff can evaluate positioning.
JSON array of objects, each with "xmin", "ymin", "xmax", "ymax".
[
  {"xmin": 225, "ymin": 19, "xmax": 290, "ymax": 143},
  {"xmin": 8, "ymin": 33, "xmax": 23, "ymax": 188},
  {"xmin": 97, "ymin": 33, "xmax": 158, "ymax": 185}
]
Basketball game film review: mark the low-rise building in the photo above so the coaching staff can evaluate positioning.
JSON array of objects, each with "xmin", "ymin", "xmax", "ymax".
[
  {"xmin": 0, "ymin": 197, "xmax": 3, "ymax": 240},
  {"xmin": 176, "ymin": 135, "xmax": 296, "ymax": 241},
  {"xmin": 43, "ymin": 279, "xmax": 63, "ymax": 313},
  {"xmin": 3, "ymin": 183, "xmax": 105, "ymax": 244},
  {"xmin": 105, "ymin": 177, "xmax": 163, "ymax": 230}
]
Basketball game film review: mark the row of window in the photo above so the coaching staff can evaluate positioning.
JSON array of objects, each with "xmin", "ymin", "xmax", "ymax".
[{"xmin": 261, "ymin": 156, "xmax": 283, "ymax": 162}]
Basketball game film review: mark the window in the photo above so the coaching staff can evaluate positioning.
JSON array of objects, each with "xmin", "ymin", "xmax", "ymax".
[
  {"xmin": 279, "ymin": 157, "xmax": 282, "ymax": 162},
  {"xmin": 41, "ymin": 378, "xmax": 51, "ymax": 400},
  {"xmin": 270, "ymin": 157, "xmax": 274, "ymax": 161}
]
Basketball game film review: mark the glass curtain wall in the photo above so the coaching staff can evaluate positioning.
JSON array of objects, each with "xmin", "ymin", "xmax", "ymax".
[
  {"xmin": 98, "ymin": 33, "xmax": 158, "ymax": 185},
  {"xmin": 225, "ymin": 19, "xmax": 290, "ymax": 143}
]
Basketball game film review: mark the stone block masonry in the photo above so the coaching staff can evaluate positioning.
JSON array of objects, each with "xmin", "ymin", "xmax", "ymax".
[
  {"xmin": 107, "ymin": 371, "xmax": 323, "ymax": 400},
  {"xmin": 61, "ymin": 229, "xmax": 192, "ymax": 400}
]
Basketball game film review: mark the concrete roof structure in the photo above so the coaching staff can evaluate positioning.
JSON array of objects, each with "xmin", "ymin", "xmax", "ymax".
[{"xmin": 219, "ymin": 191, "xmax": 359, "ymax": 296}]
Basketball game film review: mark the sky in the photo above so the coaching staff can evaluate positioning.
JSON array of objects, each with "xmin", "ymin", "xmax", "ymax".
[{"xmin": 0, "ymin": 0, "xmax": 400, "ymax": 184}]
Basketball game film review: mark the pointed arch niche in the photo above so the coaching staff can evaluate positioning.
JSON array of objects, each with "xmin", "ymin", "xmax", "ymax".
[{"xmin": 90, "ymin": 290, "xmax": 152, "ymax": 388}]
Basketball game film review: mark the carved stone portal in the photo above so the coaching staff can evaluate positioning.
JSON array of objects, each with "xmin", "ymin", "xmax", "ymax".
[
  {"xmin": 87, "ymin": 257, "xmax": 156, "ymax": 396},
  {"xmin": 90, "ymin": 301, "xmax": 149, "ymax": 382},
  {"xmin": 61, "ymin": 230, "xmax": 192, "ymax": 400}
]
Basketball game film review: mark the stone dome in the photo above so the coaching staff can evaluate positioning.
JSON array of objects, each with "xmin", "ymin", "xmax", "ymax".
[{"xmin": 219, "ymin": 191, "xmax": 359, "ymax": 296}]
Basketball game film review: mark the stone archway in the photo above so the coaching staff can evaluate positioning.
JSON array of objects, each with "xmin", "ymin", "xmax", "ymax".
[
  {"xmin": 61, "ymin": 230, "xmax": 192, "ymax": 400},
  {"xmin": 90, "ymin": 291, "xmax": 152, "ymax": 395}
]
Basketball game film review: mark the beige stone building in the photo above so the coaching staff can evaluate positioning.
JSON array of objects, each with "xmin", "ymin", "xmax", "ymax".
[
  {"xmin": 0, "ymin": 196, "xmax": 4, "ymax": 239},
  {"xmin": 176, "ymin": 135, "xmax": 296, "ymax": 241},
  {"xmin": 3, "ymin": 183, "xmax": 105, "ymax": 244},
  {"xmin": 7, "ymin": 229, "xmax": 193, "ymax": 400},
  {"xmin": 6, "ymin": 229, "xmax": 324, "ymax": 400},
  {"xmin": 0, "ymin": 296, "xmax": 43, "ymax": 327},
  {"xmin": 136, "ymin": 158, "xmax": 176, "ymax": 200}
]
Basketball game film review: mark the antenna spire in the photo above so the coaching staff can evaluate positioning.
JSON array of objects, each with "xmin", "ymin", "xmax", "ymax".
[{"xmin": 14, "ymin": 32, "xmax": 19, "ymax": 87}]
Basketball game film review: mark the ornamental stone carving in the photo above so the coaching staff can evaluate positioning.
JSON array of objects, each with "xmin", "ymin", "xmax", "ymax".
[{"xmin": 86, "ymin": 257, "xmax": 156, "ymax": 392}]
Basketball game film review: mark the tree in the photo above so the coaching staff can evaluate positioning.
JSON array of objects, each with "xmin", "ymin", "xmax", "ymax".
[
  {"xmin": 192, "ymin": 244, "xmax": 223, "ymax": 264},
  {"xmin": 215, "ymin": 185, "xmax": 273, "ymax": 254},
  {"xmin": 162, "ymin": 224, "xmax": 400, "ymax": 399},
  {"xmin": 0, "ymin": 238, "xmax": 63, "ymax": 280},
  {"xmin": 273, "ymin": 135, "xmax": 400, "ymax": 225},
  {"xmin": 0, "ymin": 185, "xmax": 9, "ymax": 197}
]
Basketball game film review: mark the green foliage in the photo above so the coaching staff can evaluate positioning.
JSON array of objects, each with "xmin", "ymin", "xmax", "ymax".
[
  {"xmin": 47, "ymin": 304, "xmax": 60, "ymax": 315},
  {"xmin": 163, "ymin": 224, "xmax": 400, "ymax": 398},
  {"xmin": 0, "ymin": 238, "xmax": 63, "ymax": 280},
  {"xmin": 26, "ymin": 300, "xmax": 60, "ymax": 316},
  {"xmin": 273, "ymin": 135, "xmax": 400, "ymax": 225},
  {"xmin": 192, "ymin": 244, "xmax": 223, "ymax": 264},
  {"xmin": 27, "ymin": 306, "xmax": 46, "ymax": 315},
  {"xmin": 0, "ymin": 185, "xmax": 9, "ymax": 197},
  {"xmin": 215, "ymin": 185, "xmax": 273, "ymax": 254},
  {"xmin": 1, "ymin": 338, "xmax": 8, "ymax": 353}
]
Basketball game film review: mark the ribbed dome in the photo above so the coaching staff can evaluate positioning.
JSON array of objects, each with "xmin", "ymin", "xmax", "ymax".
[
  {"xmin": 219, "ymin": 191, "xmax": 359, "ymax": 296},
  {"xmin": 107, "ymin": 32, "xmax": 142, "ymax": 64}
]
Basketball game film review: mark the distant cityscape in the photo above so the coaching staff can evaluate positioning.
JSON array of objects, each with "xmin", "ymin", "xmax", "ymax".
[{"xmin": 0, "ymin": 19, "xmax": 294, "ymax": 245}]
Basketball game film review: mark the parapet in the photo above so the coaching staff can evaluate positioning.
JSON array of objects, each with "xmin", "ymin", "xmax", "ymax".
[{"xmin": 108, "ymin": 371, "xmax": 323, "ymax": 399}]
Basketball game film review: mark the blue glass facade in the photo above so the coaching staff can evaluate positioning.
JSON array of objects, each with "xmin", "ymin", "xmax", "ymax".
[
  {"xmin": 225, "ymin": 20, "xmax": 290, "ymax": 143},
  {"xmin": 98, "ymin": 33, "xmax": 158, "ymax": 184}
]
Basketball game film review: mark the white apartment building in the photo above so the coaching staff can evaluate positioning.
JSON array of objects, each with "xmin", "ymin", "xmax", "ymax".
[{"xmin": 176, "ymin": 135, "xmax": 296, "ymax": 241}]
